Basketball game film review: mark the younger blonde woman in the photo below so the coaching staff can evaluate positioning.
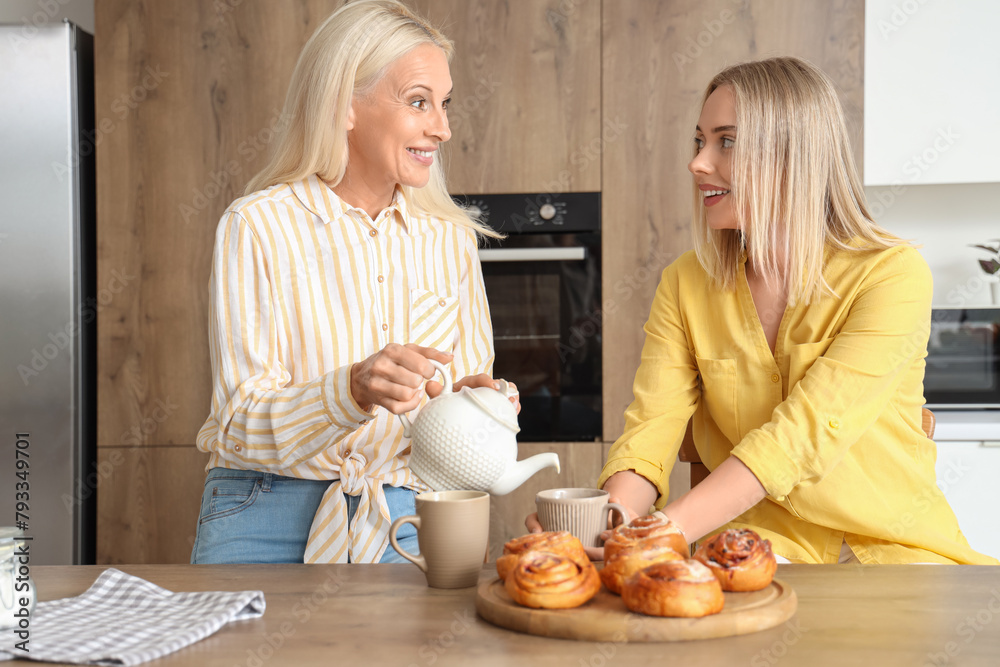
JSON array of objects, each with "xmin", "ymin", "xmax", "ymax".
[{"xmin": 537, "ymin": 57, "xmax": 995, "ymax": 565}]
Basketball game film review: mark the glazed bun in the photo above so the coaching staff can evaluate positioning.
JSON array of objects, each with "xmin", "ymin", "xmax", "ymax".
[
  {"xmin": 599, "ymin": 539, "xmax": 685, "ymax": 595},
  {"xmin": 505, "ymin": 550, "xmax": 601, "ymax": 609},
  {"xmin": 693, "ymin": 528, "xmax": 777, "ymax": 592},
  {"xmin": 496, "ymin": 531, "xmax": 589, "ymax": 582},
  {"xmin": 604, "ymin": 513, "xmax": 687, "ymax": 562},
  {"xmin": 620, "ymin": 559, "xmax": 724, "ymax": 618}
]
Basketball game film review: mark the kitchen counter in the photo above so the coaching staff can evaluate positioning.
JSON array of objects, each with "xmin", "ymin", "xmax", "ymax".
[{"xmin": 12, "ymin": 563, "xmax": 1000, "ymax": 666}]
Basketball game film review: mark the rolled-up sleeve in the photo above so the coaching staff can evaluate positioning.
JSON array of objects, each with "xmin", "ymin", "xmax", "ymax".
[
  {"xmin": 598, "ymin": 263, "xmax": 699, "ymax": 501},
  {"xmin": 731, "ymin": 247, "xmax": 932, "ymax": 499}
]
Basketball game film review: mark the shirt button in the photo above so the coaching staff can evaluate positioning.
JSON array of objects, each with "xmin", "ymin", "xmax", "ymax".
[
  {"xmin": 234, "ymin": 445, "xmax": 242, "ymax": 452},
  {"xmin": 359, "ymin": 420, "xmax": 369, "ymax": 425},
  {"xmin": 829, "ymin": 418, "xmax": 840, "ymax": 429},
  {"xmin": 438, "ymin": 299, "xmax": 447, "ymax": 307},
  {"xmin": 770, "ymin": 373, "xmax": 780, "ymax": 383},
  {"xmin": 382, "ymin": 323, "xmax": 388, "ymax": 331},
  {"xmin": 369, "ymin": 229, "xmax": 378, "ymax": 237},
  {"xmin": 377, "ymin": 275, "xmax": 384, "ymax": 283}
]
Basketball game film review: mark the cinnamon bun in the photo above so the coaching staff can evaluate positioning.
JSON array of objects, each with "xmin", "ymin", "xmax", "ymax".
[
  {"xmin": 495, "ymin": 531, "xmax": 589, "ymax": 582},
  {"xmin": 693, "ymin": 528, "xmax": 777, "ymax": 592},
  {"xmin": 603, "ymin": 513, "xmax": 688, "ymax": 562},
  {"xmin": 620, "ymin": 559, "xmax": 724, "ymax": 618},
  {"xmin": 599, "ymin": 540, "xmax": 685, "ymax": 595},
  {"xmin": 504, "ymin": 550, "xmax": 601, "ymax": 609}
]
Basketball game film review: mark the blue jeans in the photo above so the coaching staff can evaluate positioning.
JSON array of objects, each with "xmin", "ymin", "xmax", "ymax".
[{"xmin": 190, "ymin": 468, "xmax": 419, "ymax": 564}]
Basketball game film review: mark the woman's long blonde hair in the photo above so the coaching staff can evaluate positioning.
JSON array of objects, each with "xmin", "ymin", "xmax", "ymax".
[
  {"xmin": 245, "ymin": 0, "xmax": 498, "ymax": 239},
  {"xmin": 691, "ymin": 57, "xmax": 904, "ymax": 304}
]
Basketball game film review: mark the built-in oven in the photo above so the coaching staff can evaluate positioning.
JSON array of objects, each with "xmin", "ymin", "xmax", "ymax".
[
  {"xmin": 455, "ymin": 192, "xmax": 602, "ymax": 441},
  {"xmin": 925, "ymin": 308, "xmax": 1000, "ymax": 408}
]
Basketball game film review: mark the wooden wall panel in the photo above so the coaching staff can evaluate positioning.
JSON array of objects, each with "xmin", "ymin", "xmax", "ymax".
[
  {"xmin": 96, "ymin": 0, "xmax": 336, "ymax": 449},
  {"xmin": 601, "ymin": 0, "xmax": 865, "ymax": 442},
  {"xmin": 96, "ymin": 446, "xmax": 209, "ymax": 564},
  {"xmin": 411, "ymin": 0, "xmax": 602, "ymax": 194}
]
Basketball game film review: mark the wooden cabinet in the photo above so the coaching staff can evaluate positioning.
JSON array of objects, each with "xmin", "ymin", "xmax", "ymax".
[{"xmin": 410, "ymin": 0, "xmax": 602, "ymax": 194}]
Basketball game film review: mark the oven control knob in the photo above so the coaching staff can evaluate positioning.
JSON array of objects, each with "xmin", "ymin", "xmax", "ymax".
[{"xmin": 539, "ymin": 203, "xmax": 557, "ymax": 220}]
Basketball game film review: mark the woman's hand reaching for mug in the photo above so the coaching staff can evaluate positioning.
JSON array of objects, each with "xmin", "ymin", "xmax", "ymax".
[{"xmin": 524, "ymin": 495, "xmax": 636, "ymax": 561}]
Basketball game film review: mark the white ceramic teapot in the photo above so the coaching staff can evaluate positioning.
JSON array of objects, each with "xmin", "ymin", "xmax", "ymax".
[{"xmin": 400, "ymin": 360, "xmax": 560, "ymax": 495}]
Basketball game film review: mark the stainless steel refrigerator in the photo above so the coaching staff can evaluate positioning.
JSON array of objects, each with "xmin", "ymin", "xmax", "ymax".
[{"xmin": 0, "ymin": 21, "xmax": 96, "ymax": 565}]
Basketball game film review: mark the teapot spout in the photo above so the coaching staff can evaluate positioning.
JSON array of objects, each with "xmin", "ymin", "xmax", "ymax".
[{"xmin": 488, "ymin": 453, "xmax": 561, "ymax": 496}]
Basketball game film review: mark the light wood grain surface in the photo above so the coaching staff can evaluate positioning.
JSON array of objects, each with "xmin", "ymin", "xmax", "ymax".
[{"xmin": 18, "ymin": 564, "xmax": 1000, "ymax": 666}]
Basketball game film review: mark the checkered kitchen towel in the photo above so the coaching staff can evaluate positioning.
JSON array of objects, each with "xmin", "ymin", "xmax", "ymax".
[{"xmin": 0, "ymin": 568, "xmax": 265, "ymax": 665}]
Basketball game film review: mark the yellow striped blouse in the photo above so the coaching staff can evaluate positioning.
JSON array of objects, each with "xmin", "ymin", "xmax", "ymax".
[{"xmin": 196, "ymin": 174, "xmax": 494, "ymax": 563}]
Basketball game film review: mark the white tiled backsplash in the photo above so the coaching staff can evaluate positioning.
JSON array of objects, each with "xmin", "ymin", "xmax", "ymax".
[{"xmin": 866, "ymin": 183, "xmax": 1000, "ymax": 307}]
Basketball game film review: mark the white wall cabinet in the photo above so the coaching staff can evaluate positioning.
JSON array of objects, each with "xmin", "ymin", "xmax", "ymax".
[
  {"xmin": 864, "ymin": 0, "xmax": 1000, "ymax": 186},
  {"xmin": 934, "ymin": 441, "xmax": 1000, "ymax": 560}
]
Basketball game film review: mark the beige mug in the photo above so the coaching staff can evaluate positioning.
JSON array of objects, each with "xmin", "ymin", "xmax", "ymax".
[
  {"xmin": 389, "ymin": 490, "xmax": 490, "ymax": 589},
  {"xmin": 536, "ymin": 488, "xmax": 628, "ymax": 548}
]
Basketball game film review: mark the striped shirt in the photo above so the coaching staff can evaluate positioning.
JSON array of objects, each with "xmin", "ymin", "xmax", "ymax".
[{"xmin": 196, "ymin": 174, "xmax": 494, "ymax": 563}]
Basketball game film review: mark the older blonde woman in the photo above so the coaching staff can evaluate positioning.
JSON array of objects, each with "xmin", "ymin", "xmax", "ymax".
[
  {"xmin": 531, "ymin": 57, "xmax": 995, "ymax": 565},
  {"xmin": 192, "ymin": 0, "xmax": 515, "ymax": 565}
]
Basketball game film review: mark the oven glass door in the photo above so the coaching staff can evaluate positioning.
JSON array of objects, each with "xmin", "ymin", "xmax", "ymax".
[
  {"xmin": 480, "ymin": 232, "xmax": 601, "ymax": 441},
  {"xmin": 925, "ymin": 308, "xmax": 1000, "ymax": 407}
]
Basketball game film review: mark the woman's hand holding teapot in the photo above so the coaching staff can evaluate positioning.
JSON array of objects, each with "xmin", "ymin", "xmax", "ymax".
[
  {"xmin": 350, "ymin": 343, "xmax": 520, "ymax": 415},
  {"xmin": 427, "ymin": 375, "xmax": 520, "ymax": 414}
]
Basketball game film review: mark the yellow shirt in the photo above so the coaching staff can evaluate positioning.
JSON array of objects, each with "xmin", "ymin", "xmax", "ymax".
[
  {"xmin": 196, "ymin": 174, "xmax": 493, "ymax": 563},
  {"xmin": 599, "ymin": 244, "xmax": 997, "ymax": 565}
]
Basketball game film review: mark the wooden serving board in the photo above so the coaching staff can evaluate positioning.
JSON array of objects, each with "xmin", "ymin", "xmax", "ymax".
[{"xmin": 475, "ymin": 576, "xmax": 797, "ymax": 642}]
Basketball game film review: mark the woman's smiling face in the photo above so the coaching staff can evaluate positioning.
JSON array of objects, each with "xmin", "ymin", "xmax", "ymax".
[
  {"xmin": 346, "ymin": 43, "xmax": 453, "ymax": 193},
  {"xmin": 688, "ymin": 85, "xmax": 738, "ymax": 231}
]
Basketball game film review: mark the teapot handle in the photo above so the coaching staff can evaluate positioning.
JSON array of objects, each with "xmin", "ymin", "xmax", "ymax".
[{"xmin": 398, "ymin": 359, "xmax": 453, "ymax": 436}]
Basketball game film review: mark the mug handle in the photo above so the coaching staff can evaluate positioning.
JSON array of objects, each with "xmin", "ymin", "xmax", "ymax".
[
  {"xmin": 389, "ymin": 514, "xmax": 426, "ymax": 572},
  {"xmin": 397, "ymin": 359, "xmax": 453, "ymax": 436},
  {"xmin": 603, "ymin": 502, "xmax": 630, "ymax": 535}
]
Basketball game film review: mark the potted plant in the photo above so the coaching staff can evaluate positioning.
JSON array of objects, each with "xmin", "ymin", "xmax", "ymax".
[{"xmin": 971, "ymin": 241, "xmax": 1000, "ymax": 304}]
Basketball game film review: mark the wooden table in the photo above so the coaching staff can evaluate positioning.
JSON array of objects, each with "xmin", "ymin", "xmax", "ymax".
[{"xmin": 13, "ymin": 563, "xmax": 1000, "ymax": 666}]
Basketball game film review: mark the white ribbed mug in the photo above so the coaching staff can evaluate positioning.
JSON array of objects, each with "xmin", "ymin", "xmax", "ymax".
[{"xmin": 536, "ymin": 488, "xmax": 628, "ymax": 548}]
